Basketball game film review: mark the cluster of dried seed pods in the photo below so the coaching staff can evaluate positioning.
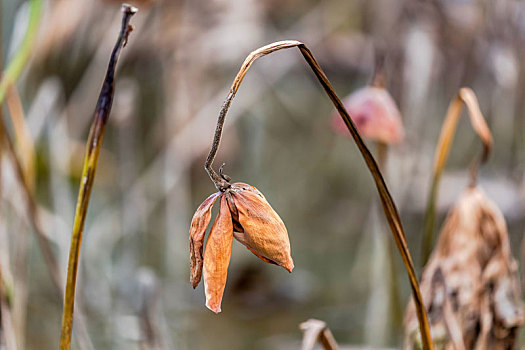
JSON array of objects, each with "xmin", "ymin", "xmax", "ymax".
[{"xmin": 190, "ymin": 182, "xmax": 293, "ymax": 313}]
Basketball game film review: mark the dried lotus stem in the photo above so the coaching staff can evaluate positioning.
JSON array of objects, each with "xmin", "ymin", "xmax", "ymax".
[
  {"xmin": 205, "ymin": 40, "xmax": 433, "ymax": 350},
  {"xmin": 59, "ymin": 5, "xmax": 137, "ymax": 350},
  {"xmin": 421, "ymin": 88, "xmax": 493, "ymax": 267}
]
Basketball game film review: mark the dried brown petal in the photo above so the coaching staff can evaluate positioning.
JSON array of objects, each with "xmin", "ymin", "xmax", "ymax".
[
  {"xmin": 203, "ymin": 196, "xmax": 234, "ymax": 313},
  {"xmin": 230, "ymin": 183, "xmax": 294, "ymax": 272},
  {"xmin": 189, "ymin": 192, "xmax": 220, "ymax": 288}
]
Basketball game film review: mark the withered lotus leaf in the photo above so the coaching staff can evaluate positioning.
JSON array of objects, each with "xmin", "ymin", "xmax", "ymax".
[
  {"xmin": 189, "ymin": 182, "xmax": 293, "ymax": 313},
  {"xmin": 405, "ymin": 186, "xmax": 524, "ymax": 349}
]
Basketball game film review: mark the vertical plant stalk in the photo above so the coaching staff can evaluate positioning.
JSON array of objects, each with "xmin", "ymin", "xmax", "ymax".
[
  {"xmin": 5, "ymin": 85, "xmax": 33, "ymax": 350},
  {"xmin": 0, "ymin": 258, "xmax": 17, "ymax": 350},
  {"xmin": 0, "ymin": 115, "xmax": 96, "ymax": 350},
  {"xmin": 0, "ymin": 2, "xmax": 38, "ymax": 349},
  {"xmin": 0, "ymin": 5, "xmax": 15, "ymax": 348},
  {"xmin": 0, "ymin": 115, "xmax": 63, "ymax": 289},
  {"xmin": 6, "ymin": 87, "xmax": 36, "ymax": 189},
  {"xmin": 205, "ymin": 40, "xmax": 434, "ymax": 350},
  {"xmin": 0, "ymin": 0, "xmax": 43, "ymax": 105},
  {"xmin": 0, "ymin": 0, "xmax": 54, "ymax": 291},
  {"xmin": 0, "ymin": 0, "xmax": 59, "ymax": 290},
  {"xmin": 376, "ymin": 141, "xmax": 403, "ymax": 337},
  {"xmin": 59, "ymin": 5, "xmax": 137, "ymax": 350},
  {"xmin": 420, "ymin": 88, "xmax": 492, "ymax": 267},
  {"xmin": 0, "ymin": 0, "xmax": 95, "ymax": 348},
  {"xmin": 0, "ymin": 124, "xmax": 16, "ymax": 350}
]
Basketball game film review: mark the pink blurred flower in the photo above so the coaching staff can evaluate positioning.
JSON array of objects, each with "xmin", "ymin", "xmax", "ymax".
[{"xmin": 332, "ymin": 87, "xmax": 405, "ymax": 144}]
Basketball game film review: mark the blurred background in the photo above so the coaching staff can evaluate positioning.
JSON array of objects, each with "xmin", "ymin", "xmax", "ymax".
[{"xmin": 1, "ymin": 0, "xmax": 525, "ymax": 349}]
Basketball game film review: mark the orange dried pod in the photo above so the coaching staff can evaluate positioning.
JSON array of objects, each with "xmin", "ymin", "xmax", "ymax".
[
  {"xmin": 228, "ymin": 183, "xmax": 294, "ymax": 272},
  {"xmin": 189, "ymin": 182, "xmax": 293, "ymax": 313}
]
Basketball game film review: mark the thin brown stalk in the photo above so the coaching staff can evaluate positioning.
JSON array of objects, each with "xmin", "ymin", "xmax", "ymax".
[
  {"xmin": 0, "ymin": 116, "xmax": 62, "ymax": 291},
  {"xmin": 0, "ymin": 83, "xmax": 94, "ymax": 350},
  {"xmin": 420, "ymin": 88, "xmax": 493, "ymax": 267},
  {"xmin": 0, "ymin": 2, "xmax": 95, "ymax": 346},
  {"xmin": 0, "ymin": 260, "xmax": 16, "ymax": 350},
  {"xmin": 0, "ymin": 0, "xmax": 42, "ymax": 105},
  {"xmin": 0, "ymin": 33, "xmax": 13, "ymax": 343},
  {"xmin": 375, "ymin": 141, "xmax": 403, "ymax": 338},
  {"xmin": 0, "ymin": 0, "xmax": 58, "ymax": 298},
  {"xmin": 59, "ymin": 5, "xmax": 137, "ymax": 350},
  {"xmin": 0, "ymin": 5, "xmax": 18, "ymax": 349},
  {"xmin": 204, "ymin": 40, "xmax": 434, "ymax": 350},
  {"xmin": 0, "ymin": 0, "xmax": 61, "ymax": 314},
  {"xmin": 5, "ymin": 87, "xmax": 36, "ymax": 189},
  {"xmin": 5, "ymin": 85, "xmax": 35, "ymax": 349}
]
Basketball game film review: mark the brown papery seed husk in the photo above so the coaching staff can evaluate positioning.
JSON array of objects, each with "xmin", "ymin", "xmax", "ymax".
[
  {"xmin": 225, "ymin": 191, "xmax": 244, "ymax": 233},
  {"xmin": 203, "ymin": 196, "xmax": 234, "ymax": 313},
  {"xmin": 405, "ymin": 186, "xmax": 524, "ymax": 349},
  {"xmin": 189, "ymin": 192, "xmax": 220, "ymax": 288},
  {"xmin": 230, "ymin": 183, "xmax": 294, "ymax": 272}
]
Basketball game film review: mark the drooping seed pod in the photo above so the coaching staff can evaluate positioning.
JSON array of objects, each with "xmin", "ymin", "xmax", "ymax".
[
  {"xmin": 189, "ymin": 182, "xmax": 293, "ymax": 313},
  {"xmin": 405, "ymin": 186, "xmax": 524, "ymax": 349}
]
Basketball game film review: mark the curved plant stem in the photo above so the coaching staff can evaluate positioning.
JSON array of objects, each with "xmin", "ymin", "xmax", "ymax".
[
  {"xmin": 420, "ymin": 87, "xmax": 492, "ymax": 267},
  {"xmin": 59, "ymin": 5, "xmax": 137, "ymax": 350},
  {"xmin": 205, "ymin": 40, "xmax": 434, "ymax": 350},
  {"xmin": 0, "ymin": 0, "xmax": 43, "ymax": 105}
]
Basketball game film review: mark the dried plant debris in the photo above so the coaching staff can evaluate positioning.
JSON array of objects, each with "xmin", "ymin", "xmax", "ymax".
[
  {"xmin": 300, "ymin": 319, "xmax": 339, "ymax": 350},
  {"xmin": 405, "ymin": 186, "xmax": 524, "ymax": 350},
  {"xmin": 421, "ymin": 88, "xmax": 492, "ymax": 267},
  {"xmin": 190, "ymin": 182, "xmax": 293, "ymax": 313}
]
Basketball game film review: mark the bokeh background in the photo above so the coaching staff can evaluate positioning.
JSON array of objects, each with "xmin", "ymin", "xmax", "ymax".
[{"xmin": 1, "ymin": 0, "xmax": 525, "ymax": 349}]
